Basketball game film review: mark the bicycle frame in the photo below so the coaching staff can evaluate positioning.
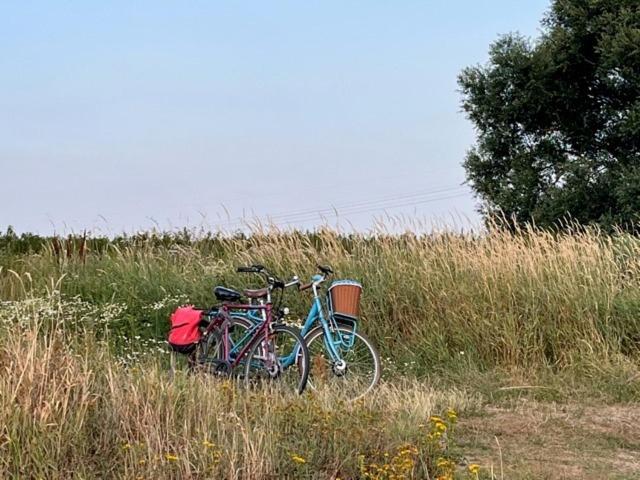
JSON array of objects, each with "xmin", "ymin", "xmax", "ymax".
[
  {"xmin": 210, "ymin": 265, "xmax": 378, "ymax": 398},
  {"xmin": 233, "ymin": 278, "xmax": 357, "ymax": 367},
  {"xmin": 203, "ymin": 302, "xmax": 273, "ymax": 369}
]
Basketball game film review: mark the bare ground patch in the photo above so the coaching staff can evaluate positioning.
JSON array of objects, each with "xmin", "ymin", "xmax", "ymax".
[{"xmin": 458, "ymin": 400, "xmax": 640, "ymax": 479}]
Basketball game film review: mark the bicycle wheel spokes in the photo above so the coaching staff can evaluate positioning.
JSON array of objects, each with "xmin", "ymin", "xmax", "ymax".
[
  {"xmin": 305, "ymin": 325, "xmax": 380, "ymax": 401},
  {"xmin": 189, "ymin": 317, "xmax": 254, "ymax": 377},
  {"xmin": 227, "ymin": 316, "xmax": 255, "ymax": 362},
  {"xmin": 191, "ymin": 333, "xmax": 231, "ymax": 376},
  {"xmin": 243, "ymin": 325, "xmax": 309, "ymax": 395}
]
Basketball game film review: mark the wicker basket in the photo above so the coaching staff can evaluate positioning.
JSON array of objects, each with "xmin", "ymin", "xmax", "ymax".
[{"xmin": 328, "ymin": 280, "xmax": 362, "ymax": 320}]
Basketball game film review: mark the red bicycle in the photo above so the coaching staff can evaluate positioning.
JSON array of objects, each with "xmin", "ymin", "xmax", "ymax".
[{"xmin": 170, "ymin": 265, "xmax": 310, "ymax": 394}]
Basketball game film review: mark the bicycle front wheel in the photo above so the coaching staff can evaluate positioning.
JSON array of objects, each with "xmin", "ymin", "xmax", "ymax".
[
  {"xmin": 243, "ymin": 324, "xmax": 309, "ymax": 395},
  {"xmin": 304, "ymin": 324, "xmax": 381, "ymax": 401}
]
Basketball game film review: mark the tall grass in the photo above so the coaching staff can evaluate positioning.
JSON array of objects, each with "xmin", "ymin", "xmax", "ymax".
[
  {"xmin": 1, "ymin": 224, "xmax": 640, "ymax": 372},
  {"xmin": 1, "ymin": 225, "xmax": 639, "ymax": 477},
  {"xmin": 0, "ymin": 296, "xmax": 479, "ymax": 479}
]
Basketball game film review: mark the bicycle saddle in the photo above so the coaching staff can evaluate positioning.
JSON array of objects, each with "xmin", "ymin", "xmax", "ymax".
[
  {"xmin": 214, "ymin": 286, "xmax": 242, "ymax": 302},
  {"xmin": 243, "ymin": 287, "xmax": 269, "ymax": 299}
]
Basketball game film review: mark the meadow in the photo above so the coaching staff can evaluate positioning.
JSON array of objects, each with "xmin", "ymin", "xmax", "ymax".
[{"xmin": 1, "ymin": 225, "xmax": 639, "ymax": 478}]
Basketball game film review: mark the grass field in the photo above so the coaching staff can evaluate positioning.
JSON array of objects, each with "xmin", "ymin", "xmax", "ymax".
[{"xmin": 1, "ymin": 225, "xmax": 639, "ymax": 478}]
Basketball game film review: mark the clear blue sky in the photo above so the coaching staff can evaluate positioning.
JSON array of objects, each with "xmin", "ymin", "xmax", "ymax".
[{"xmin": 1, "ymin": 1, "xmax": 550, "ymax": 234}]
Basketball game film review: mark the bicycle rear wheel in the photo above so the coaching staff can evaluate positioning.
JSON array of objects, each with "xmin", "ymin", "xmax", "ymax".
[
  {"xmin": 304, "ymin": 323, "xmax": 380, "ymax": 401},
  {"xmin": 194, "ymin": 317, "xmax": 255, "ymax": 375},
  {"xmin": 243, "ymin": 324, "xmax": 309, "ymax": 394}
]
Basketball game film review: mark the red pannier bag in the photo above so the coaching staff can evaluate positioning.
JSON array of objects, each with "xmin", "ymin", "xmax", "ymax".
[{"xmin": 168, "ymin": 306, "xmax": 203, "ymax": 354}]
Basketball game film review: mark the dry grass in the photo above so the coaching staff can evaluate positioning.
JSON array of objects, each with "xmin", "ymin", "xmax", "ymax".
[
  {"xmin": 1, "ymin": 225, "xmax": 640, "ymax": 478},
  {"xmin": 0, "ymin": 295, "xmax": 481, "ymax": 479},
  {"xmin": 1, "ymin": 224, "xmax": 640, "ymax": 373},
  {"xmin": 459, "ymin": 401, "xmax": 640, "ymax": 479}
]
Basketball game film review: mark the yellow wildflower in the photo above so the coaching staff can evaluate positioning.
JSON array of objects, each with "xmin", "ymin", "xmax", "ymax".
[
  {"xmin": 164, "ymin": 453, "xmax": 179, "ymax": 462},
  {"xmin": 435, "ymin": 421, "xmax": 447, "ymax": 432},
  {"xmin": 202, "ymin": 440, "xmax": 215, "ymax": 448},
  {"xmin": 436, "ymin": 457, "xmax": 450, "ymax": 468},
  {"xmin": 469, "ymin": 463, "xmax": 480, "ymax": 474},
  {"xmin": 290, "ymin": 454, "xmax": 306, "ymax": 465}
]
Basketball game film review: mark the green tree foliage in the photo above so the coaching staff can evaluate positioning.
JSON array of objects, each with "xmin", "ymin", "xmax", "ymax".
[{"xmin": 459, "ymin": 0, "xmax": 640, "ymax": 230}]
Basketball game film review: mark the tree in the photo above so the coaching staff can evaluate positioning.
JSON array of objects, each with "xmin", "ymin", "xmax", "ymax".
[{"xmin": 459, "ymin": 0, "xmax": 640, "ymax": 231}]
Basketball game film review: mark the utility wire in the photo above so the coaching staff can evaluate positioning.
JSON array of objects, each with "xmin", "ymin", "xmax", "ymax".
[
  {"xmin": 220, "ymin": 185, "xmax": 469, "ymax": 229},
  {"xmin": 221, "ymin": 185, "xmax": 464, "ymax": 228},
  {"xmin": 275, "ymin": 192, "xmax": 469, "ymax": 226}
]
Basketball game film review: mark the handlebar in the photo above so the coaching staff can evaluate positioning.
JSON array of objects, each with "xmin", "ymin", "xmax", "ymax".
[
  {"xmin": 317, "ymin": 264, "xmax": 334, "ymax": 275},
  {"xmin": 237, "ymin": 264, "xmax": 299, "ymax": 290},
  {"xmin": 236, "ymin": 263, "xmax": 332, "ymax": 293},
  {"xmin": 236, "ymin": 264, "xmax": 265, "ymax": 273},
  {"xmin": 271, "ymin": 275, "xmax": 301, "ymax": 290},
  {"xmin": 298, "ymin": 264, "xmax": 334, "ymax": 292},
  {"xmin": 284, "ymin": 277, "xmax": 300, "ymax": 288}
]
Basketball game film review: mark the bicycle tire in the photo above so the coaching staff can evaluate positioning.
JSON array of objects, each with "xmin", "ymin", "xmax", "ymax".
[
  {"xmin": 303, "ymin": 323, "xmax": 381, "ymax": 401},
  {"xmin": 243, "ymin": 324, "xmax": 310, "ymax": 394}
]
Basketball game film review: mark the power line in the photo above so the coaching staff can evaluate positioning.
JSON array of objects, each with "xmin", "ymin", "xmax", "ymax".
[
  {"xmin": 221, "ymin": 185, "xmax": 464, "ymax": 228},
  {"xmin": 219, "ymin": 185, "xmax": 469, "ymax": 229},
  {"xmin": 276, "ymin": 192, "xmax": 469, "ymax": 226}
]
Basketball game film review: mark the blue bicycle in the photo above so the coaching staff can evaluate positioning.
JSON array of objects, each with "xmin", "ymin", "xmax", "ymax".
[{"xmin": 230, "ymin": 265, "xmax": 381, "ymax": 400}]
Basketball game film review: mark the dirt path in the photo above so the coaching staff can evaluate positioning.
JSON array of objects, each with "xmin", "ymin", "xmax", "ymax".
[{"xmin": 458, "ymin": 400, "xmax": 640, "ymax": 479}]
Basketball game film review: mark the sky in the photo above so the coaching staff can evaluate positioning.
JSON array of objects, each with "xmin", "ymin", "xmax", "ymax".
[{"xmin": 1, "ymin": 0, "xmax": 550, "ymax": 235}]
